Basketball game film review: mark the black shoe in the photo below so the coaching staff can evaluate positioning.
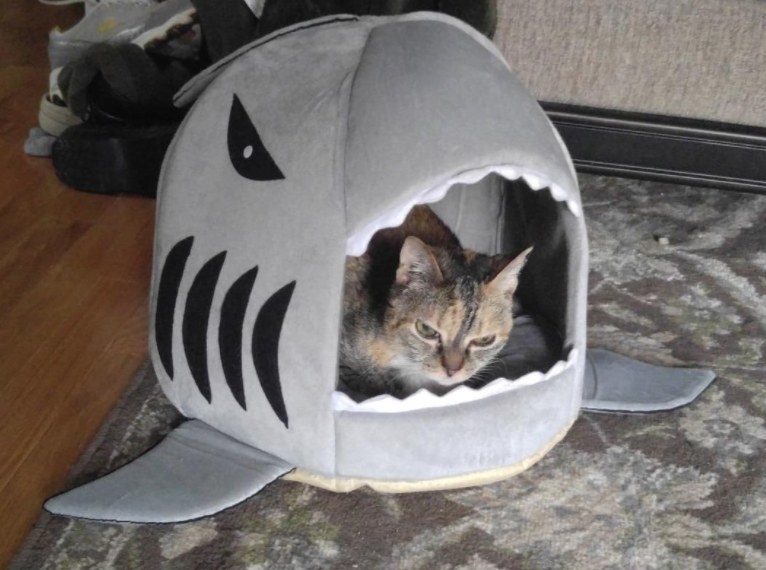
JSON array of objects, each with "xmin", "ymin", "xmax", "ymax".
[{"xmin": 52, "ymin": 122, "xmax": 178, "ymax": 197}]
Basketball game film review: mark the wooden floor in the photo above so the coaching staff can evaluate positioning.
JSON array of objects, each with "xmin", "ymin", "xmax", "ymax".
[{"xmin": 0, "ymin": 1, "xmax": 156, "ymax": 565}]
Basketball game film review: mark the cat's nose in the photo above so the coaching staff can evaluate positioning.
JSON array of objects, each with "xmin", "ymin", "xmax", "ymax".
[{"xmin": 442, "ymin": 351, "xmax": 464, "ymax": 376}]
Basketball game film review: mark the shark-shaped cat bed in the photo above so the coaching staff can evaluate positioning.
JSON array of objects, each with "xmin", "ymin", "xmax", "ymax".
[{"xmin": 45, "ymin": 13, "xmax": 715, "ymax": 523}]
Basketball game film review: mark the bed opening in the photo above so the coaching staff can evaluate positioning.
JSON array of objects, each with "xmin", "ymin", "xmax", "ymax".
[{"xmin": 336, "ymin": 169, "xmax": 581, "ymax": 410}]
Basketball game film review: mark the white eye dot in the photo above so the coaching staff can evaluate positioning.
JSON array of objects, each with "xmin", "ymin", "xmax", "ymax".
[{"xmin": 243, "ymin": 145, "xmax": 253, "ymax": 159}]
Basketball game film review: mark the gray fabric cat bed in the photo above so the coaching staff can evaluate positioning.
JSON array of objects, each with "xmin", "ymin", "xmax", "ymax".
[{"xmin": 45, "ymin": 13, "xmax": 715, "ymax": 523}]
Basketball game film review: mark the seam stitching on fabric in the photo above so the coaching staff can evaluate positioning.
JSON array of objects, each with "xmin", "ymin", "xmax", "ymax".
[
  {"xmin": 332, "ymin": 21, "xmax": 375, "ymax": 478},
  {"xmin": 175, "ymin": 16, "xmax": 360, "ymax": 107}
]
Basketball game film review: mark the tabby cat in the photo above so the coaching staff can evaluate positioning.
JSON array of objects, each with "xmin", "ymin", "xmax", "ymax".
[{"xmin": 339, "ymin": 205, "xmax": 531, "ymax": 400}]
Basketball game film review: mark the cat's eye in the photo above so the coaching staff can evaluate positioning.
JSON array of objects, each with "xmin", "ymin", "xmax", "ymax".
[
  {"xmin": 415, "ymin": 320, "xmax": 440, "ymax": 340},
  {"xmin": 471, "ymin": 335, "xmax": 496, "ymax": 348}
]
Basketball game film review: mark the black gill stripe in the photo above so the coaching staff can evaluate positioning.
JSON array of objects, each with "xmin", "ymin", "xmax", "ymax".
[
  {"xmin": 155, "ymin": 236, "xmax": 194, "ymax": 379},
  {"xmin": 252, "ymin": 281, "xmax": 295, "ymax": 428},
  {"xmin": 218, "ymin": 266, "xmax": 259, "ymax": 410},
  {"xmin": 183, "ymin": 251, "xmax": 227, "ymax": 403}
]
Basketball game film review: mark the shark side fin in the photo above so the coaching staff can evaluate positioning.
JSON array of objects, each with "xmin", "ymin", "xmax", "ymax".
[
  {"xmin": 44, "ymin": 420, "xmax": 294, "ymax": 523},
  {"xmin": 582, "ymin": 348, "xmax": 716, "ymax": 413}
]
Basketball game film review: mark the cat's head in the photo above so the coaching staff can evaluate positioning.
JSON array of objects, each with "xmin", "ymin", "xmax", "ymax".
[{"xmin": 380, "ymin": 237, "xmax": 532, "ymax": 389}]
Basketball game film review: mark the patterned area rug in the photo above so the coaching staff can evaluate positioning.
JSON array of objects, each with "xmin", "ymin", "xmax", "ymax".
[{"xmin": 13, "ymin": 175, "xmax": 766, "ymax": 569}]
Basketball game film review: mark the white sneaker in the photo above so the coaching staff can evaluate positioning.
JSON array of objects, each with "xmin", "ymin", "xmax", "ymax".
[
  {"xmin": 38, "ymin": 93, "xmax": 82, "ymax": 138},
  {"xmin": 39, "ymin": 0, "xmax": 100, "ymax": 16},
  {"xmin": 47, "ymin": 0, "xmax": 195, "ymax": 69},
  {"xmin": 35, "ymin": 0, "xmax": 197, "ymax": 143},
  {"xmin": 38, "ymin": 68, "xmax": 81, "ymax": 138}
]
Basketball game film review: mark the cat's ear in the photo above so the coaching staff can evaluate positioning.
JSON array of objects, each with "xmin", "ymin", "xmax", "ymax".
[
  {"xmin": 487, "ymin": 247, "xmax": 533, "ymax": 296},
  {"xmin": 396, "ymin": 237, "xmax": 443, "ymax": 286}
]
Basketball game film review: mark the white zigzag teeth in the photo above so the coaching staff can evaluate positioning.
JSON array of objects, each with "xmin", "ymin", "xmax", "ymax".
[
  {"xmin": 517, "ymin": 174, "xmax": 582, "ymax": 219},
  {"xmin": 345, "ymin": 167, "xmax": 582, "ymax": 255},
  {"xmin": 548, "ymin": 183, "xmax": 567, "ymax": 201},
  {"xmin": 421, "ymin": 183, "xmax": 451, "ymax": 205},
  {"xmin": 521, "ymin": 173, "xmax": 546, "ymax": 191},
  {"xmin": 497, "ymin": 166, "xmax": 519, "ymax": 180},
  {"xmin": 332, "ymin": 348, "xmax": 580, "ymax": 413},
  {"xmin": 567, "ymin": 199, "xmax": 582, "ymax": 218}
]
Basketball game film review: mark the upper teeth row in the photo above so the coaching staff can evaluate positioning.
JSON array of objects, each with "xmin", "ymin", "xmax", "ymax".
[{"xmin": 346, "ymin": 167, "xmax": 581, "ymax": 256}]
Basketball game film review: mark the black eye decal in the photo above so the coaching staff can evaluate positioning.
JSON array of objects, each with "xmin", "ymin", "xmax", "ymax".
[{"xmin": 227, "ymin": 94, "xmax": 285, "ymax": 181}]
